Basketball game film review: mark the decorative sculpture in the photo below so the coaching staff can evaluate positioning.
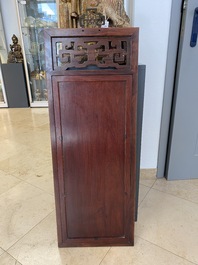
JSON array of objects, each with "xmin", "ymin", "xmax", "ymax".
[
  {"xmin": 59, "ymin": 0, "xmax": 130, "ymax": 28},
  {"xmin": 97, "ymin": 0, "xmax": 130, "ymax": 27},
  {"xmin": 79, "ymin": 8, "xmax": 105, "ymax": 28},
  {"xmin": 7, "ymin": 34, "xmax": 23, "ymax": 63}
]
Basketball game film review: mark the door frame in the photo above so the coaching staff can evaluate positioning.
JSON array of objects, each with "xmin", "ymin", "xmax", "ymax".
[{"xmin": 157, "ymin": 0, "xmax": 184, "ymax": 178}]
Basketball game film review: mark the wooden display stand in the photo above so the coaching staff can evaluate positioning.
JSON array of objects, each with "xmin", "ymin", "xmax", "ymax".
[{"xmin": 45, "ymin": 28, "xmax": 139, "ymax": 247}]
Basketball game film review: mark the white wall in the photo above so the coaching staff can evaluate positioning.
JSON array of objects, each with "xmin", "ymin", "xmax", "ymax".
[
  {"xmin": 125, "ymin": 0, "xmax": 134, "ymax": 25},
  {"xmin": 0, "ymin": 0, "xmax": 21, "ymax": 50},
  {"xmin": 133, "ymin": 0, "xmax": 172, "ymax": 168}
]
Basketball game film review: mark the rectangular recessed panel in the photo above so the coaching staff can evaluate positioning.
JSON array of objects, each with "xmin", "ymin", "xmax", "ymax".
[{"xmin": 58, "ymin": 79, "xmax": 127, "ymax": 239}]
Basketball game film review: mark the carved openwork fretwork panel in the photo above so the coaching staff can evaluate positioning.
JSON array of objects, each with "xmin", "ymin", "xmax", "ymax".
[{"xmin": 52, "ymin": 37, "xmax": 131, "ymax": 70}]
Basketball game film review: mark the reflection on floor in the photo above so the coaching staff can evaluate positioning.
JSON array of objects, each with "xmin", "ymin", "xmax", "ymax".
[{"xmin": 0, "ymin": 108, "xmax": 198, "ymax": 265}]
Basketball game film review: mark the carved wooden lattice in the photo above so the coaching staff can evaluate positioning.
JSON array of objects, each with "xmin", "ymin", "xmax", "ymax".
[{"xmin": 53, "ymin": 37, "xmax": 130, "ymax": 70}]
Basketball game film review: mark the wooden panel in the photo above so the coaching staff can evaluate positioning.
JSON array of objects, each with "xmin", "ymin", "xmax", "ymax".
[
  {"xmin": 45, "ymin": 28, "xmax": 138, "ymax": 247},
  {"xmin": 52, "ymin": 75, "xmax": 134, "ymax": 246}
]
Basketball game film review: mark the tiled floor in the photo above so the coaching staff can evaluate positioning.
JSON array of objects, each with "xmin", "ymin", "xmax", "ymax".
[{"xmin": 0, "ymin": 108, "xmax": 198, "ymax": 265}]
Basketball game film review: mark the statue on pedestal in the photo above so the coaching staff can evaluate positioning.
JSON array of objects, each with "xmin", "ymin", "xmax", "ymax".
[{"xmin": 7, "ymin": 34, "xmax": 23, "ymax": 63}]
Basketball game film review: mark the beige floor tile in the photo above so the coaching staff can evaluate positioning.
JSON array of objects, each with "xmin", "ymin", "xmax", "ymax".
[
  {"xmin": 153, "ymin": 178, "xmax": 198, "ymax": 204},
  {"xmin": 8, "ymin": 212, "xmax": 110, "ymax": 265},
  {"xmin": 0, "ymin": 149, "xmax": 52, "ymax": 181},
  {"xmin": 0, "ymin": 248, "xmax": 4, "ymax": 256},
  {"xmin": 101, "ymin": 237, "xmax": 195, "ymax": 265},
  {"xmin": 36, "ymin": 123, "xmax": 50, "ymax": 131},
  {"xmin": 140, "ymin": 169, "xmax": 157, "ymax": 187},
  {"xmin": 26, "ymin": 173, "xmax": 54, "ymax": 195},
  {"xmin": 138, "ymin": 184, "xmax": 150, "ymax": 205},
  {"xmin": 0, "ymin": 139, "xmax": 28, "ymax": 162},
  {"xmin": 0, "ymin": 108, "xmax": 9, "ymax": 119},
  {"xmin": 136, "ymin": 189, "xmax": 198, "ymax": 264},
  {"xmin": 10, "ymin": 129, "xmax": 51, "ymax": 153},
  {"xmin": 0, "ymin": 122, "xmax": 12, "ymax": 140},
  {"xmin": 0, "ymin": 124, "xmax": 38, "ymax": 142},
  {"xmin": 30, "ymin": 108, "xmax": 49, "ymax": 116},
  {"xmin": 0, "ymin": 110, "xmax": 35, "ymax": 132},
  {"xmin": 4, "ymin": 125, "xmax": 50, "ymax": 142},
  {"xmin": 0, "ymin": 108, "xmax": 49, "ymax": 135},
  {"xmin": 0, "ymin": 252, "xmax": 22, "ymax": 265},
  {"xmin": 0, "ymin": 182, "xmax": 54, "ymax": 250},
  {"xmin": 3, "ymin": 108, "xmax": 48, "ymax": 126},
  {"xmin": 0, "ymin": 170, "xmax": 21, "ymax": 195},
  {"xmin": 0, "ymin": 122, "xmax": 51, "ymax": 151},
  {"xmin": 0, "ymin": 108, "xmax": 29, "ymax": 124},
  {"xmin": 23, "ymin": 112, "xmax": 49, "ymax": 128}
]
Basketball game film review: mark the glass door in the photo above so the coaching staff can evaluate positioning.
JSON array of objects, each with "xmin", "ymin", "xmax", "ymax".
[
  {"xmin": 16, "ymin": 0, "xmax": 58, "ymax": 107},
  {"xmin": 0, "ymin": 6, "xmax": 8, "ymax": 107}
]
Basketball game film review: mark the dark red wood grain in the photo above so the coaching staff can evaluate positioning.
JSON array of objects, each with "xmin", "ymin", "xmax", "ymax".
[{"xmin": 45, "ymin": 28, "xmax": 138, "ymax": 247}]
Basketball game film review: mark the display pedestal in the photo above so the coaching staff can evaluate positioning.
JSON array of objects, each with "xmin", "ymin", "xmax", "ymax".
[{"xmin": 1, "ymin": 63, "xmax": 29, "ymax": 108}]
